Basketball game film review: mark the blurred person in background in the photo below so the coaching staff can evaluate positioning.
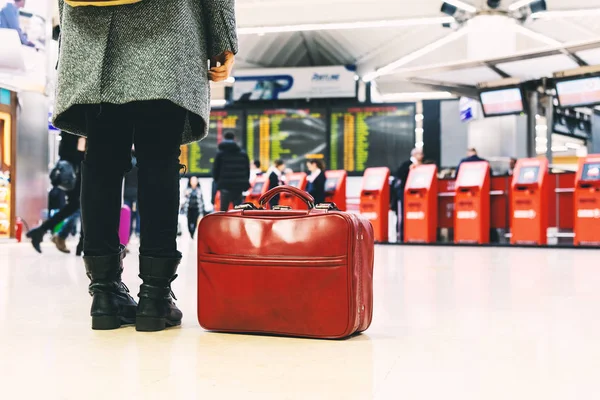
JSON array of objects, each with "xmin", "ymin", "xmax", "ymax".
[
  {"xmin": 393, "ymin": 148, "xmax": 424, "ymax": 241},
  {"xmin": 267, "ymin": 159, "xmax": 285, "ymax": 208},
  {"xmin": 457, "ymin": 148, "xmax": 486, "ymax": 173},
  {"xmin": 52, "ymin": 0, "xmax": 238, "ymax": 331},
  {"xmin": 123, "ymin": 150, "xmax": 140, "ymax": 241},
  {"xmin": 27, "ymin": 132, "xmax": 84, "ymax": 255},
  {"xmin": 213, "ymin": 132, "xmax": 250, "ymax": 212},
  {"xmin": 250, "ymin": 160, "xmax": 263, "ymax": 182},
  {"xmin": 0, "ymin": 0, "xmax": 35, "ymax": 47},
  {"xmin": 306, "ymin": 159, "xmax": 326, "ymax": 204},
  {"xmin": 508, "ymin": 157, "xmax": 517, "ymax": 175},
  {"xmin": 182, "ymin": 176, "xmax": 205, "ymax": 239}
]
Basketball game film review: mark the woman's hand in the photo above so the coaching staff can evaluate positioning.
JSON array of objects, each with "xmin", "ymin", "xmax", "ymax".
[{"xmin": 209, "ymin": 51, "xmax": 235, "ymax": 82}]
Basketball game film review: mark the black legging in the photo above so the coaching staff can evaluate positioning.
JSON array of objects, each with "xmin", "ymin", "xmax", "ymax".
[
  {"xmin": 187, "ymin": 208, "xmax": 200, "ymax": 238},
  {"xmin": 81, "ymin": 101, "xmax": 185, "ymax": 258}
]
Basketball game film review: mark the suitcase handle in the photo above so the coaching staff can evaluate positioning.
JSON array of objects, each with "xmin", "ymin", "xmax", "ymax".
[{"xmin": 259, "ymin": 185, "xmax": 315, "ymax": 209}]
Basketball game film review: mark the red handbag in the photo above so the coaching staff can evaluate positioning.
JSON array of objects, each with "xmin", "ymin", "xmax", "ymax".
[{"xmin": 197, "ymin": 186, "xmax": 374, "ymax": 339}]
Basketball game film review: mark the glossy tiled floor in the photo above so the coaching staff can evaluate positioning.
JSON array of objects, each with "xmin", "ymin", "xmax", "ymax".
[{"xmin": 1, "ymin": 239, "xmax": 599, "ymax": 399}]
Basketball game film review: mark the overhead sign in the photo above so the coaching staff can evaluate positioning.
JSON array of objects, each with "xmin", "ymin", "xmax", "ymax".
[{"xmin": 233, "ymin": 66, "xmax": 357, "ymax": 101}]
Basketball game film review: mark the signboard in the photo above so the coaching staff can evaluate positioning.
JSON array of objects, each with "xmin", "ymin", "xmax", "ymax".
[
  {"xmin": 246, "ymin": 108, "xmax": 327, "ymax": 171},
  {"xmin": 181, "ymin": 110, "xmax": 244, "ymax": 176},
  {"xmin": 233, "ymin": 66, "xmax": 357, "ymax": 101},
  {"xmin": 329, "ymin": 104, "xmax": 415, "ymax": 174}
]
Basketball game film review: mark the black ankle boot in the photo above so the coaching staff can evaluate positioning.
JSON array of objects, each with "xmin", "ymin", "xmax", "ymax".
[
  {"xmin": 84, "ymin": 247, "xmax": 138, "ymax": 330},
  {"xmin": 136, "ymin": 255, "xmax": 183, "ymax": 332},
  {"xmin": 26, "ymin": 227, "xmax": 45, "ymax": 254}
]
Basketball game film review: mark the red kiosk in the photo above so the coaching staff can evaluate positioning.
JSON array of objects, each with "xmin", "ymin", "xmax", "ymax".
[
  {"xmin": 324, "ymin": 170, "xmax": 347, "ymax": 211},
  {"xmin": 404, "ymin": 165, "xmax": 438, "ymax": 243},
  {"xmin": 244, "ymin": 175, "xmax": 269, "ymax": 208},
  {"xmin": 359, "ymin": 167, "xmax": 390, "ymax": 243},
  {"xmin": 279, "ymin": 172, "xmax": 308, "ymax": 209},
  {"xmin": 510, "ymin": 158, "xmax": 550, "ymax": 245},
  {"xmin": 454, "ymin": 161, "xmax": 490, "ymax": 244},
  {"xmin": 574, "ymin": 155, "xmax": 600, "ymax": 246}
]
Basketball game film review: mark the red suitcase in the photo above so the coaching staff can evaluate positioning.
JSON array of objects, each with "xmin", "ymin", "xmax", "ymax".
[{"xmin": 197, "ymin": 186, "xmax": 374, "ymax": 339}]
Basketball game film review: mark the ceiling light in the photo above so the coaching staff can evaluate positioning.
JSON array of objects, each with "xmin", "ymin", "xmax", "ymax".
[
  {"xmin": 508, "ymin": 0, "xmax": 534, "ymax": 11},
  {"xmin": 210, "ymin": 99, "xmax": 227, "ymax": 107},
  {"xmin": 441, "ymin": 0, "xmax": 477, "ymax": 14},
  {"xmin": 529, "ymin": 0, "xmax": 547, "ymax": 14},
  {"xmin": 237, "ymin": 17, "xmax": 455, "ymax": 35},
  {"xmin": 487, "ymin": 0, "xmax": 502, "ymax": 9},
  {"xmin": 380, "ymin": 92, "xmax": 455, "ymax": 101},
  {"xmin": 531, "ymin": 8, "xmax": 600, "ymax": 19}
]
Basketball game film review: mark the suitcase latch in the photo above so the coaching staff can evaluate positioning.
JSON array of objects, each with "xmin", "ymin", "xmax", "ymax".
[
  {"xmin": 272, "ymin": 205, "xmax": 292, "ymax": 210},
  {"xmin": 314, "ymin": 203, "xmax": 340, "ymax": 211},
  {"xmin": 234, "ymin": 203, "xmax": 259, "ymax": 211}
]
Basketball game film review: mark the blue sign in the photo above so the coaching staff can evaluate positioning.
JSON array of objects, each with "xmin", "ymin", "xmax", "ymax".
[{"xmin": 0, "ymin": 89, "xmax": 10, "ymax": 106}]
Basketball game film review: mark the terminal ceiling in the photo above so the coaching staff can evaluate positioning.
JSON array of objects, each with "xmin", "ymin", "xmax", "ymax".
[{"xmin": 234, "ymin": 0, "xmax": 600, "ymax": 95}]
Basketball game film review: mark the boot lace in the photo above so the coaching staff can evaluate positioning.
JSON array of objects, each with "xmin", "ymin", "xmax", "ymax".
[{"xmin": 169, "ymin": 274, "xmax": 178, "ymax": 301}]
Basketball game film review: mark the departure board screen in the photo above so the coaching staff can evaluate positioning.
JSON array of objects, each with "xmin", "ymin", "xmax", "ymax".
[
  {"xmin": 180, "ymin": 110, "xmax": 244, "ymax": 175},
  {"xmin": 246, "ymin": 108, "xmax": 327, "ymax": 171},
  {"xmin": 329, "ymin": 104, "xmax": 415, "ymax": 174}
]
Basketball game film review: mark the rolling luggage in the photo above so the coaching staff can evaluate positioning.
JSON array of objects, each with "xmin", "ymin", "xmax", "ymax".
[
  {"xmin": 197, "ymin": 186, "xmax": 375, "ymax": 339},
  {"xmin": 119, "ymin": 204, "xmax": 131, "ymax": 246}
]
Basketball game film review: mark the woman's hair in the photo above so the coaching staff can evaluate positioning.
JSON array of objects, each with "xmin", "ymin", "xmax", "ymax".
[
  {"xmin": 273, "ymin": 159, "xmax": 285, "ymax": 167},
  {"xmin": 307, "ymin": 158, "xmax": 326, "ymax": 171}
]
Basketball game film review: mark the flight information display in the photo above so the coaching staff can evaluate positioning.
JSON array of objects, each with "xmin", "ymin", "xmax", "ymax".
[
  {"xmin": 246, "ymin": 108, "xmax": 327, "ymax": 171},
  {"xmin": 181, "ymin": 110, "xmax": 244, "ymax": 175},
  {"xmin": 329, "ymin": 104, "xmax": 415, "ymax": 174}
]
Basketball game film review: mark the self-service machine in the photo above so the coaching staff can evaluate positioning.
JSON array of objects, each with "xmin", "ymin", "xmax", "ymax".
[
  {"xmin": 404, "ymin": 165, "xmax": 438, "ymax": 243},
  {"xmin": 574, "ymin": 154, "xmax": 600, "ymax": 246},
  {"xmin": 244, "ymin": 175, "xmax": 269, "ymax": 207},
  {"xmin": 510, "ymin": 158, "xmax": 549, "ymax": 245},
  {"xmin": 359, "ymin": 167, "xmax": 390, "ymax": 243},
  {"xmin": 279, "ymin": 172, "xmax": 308, "ymax": 209},
  {"xmin": 454, "ymin": 161, "xmax": 490, "ymax": 244},
  {"xmin": 324, "ymin": 170, "xmax": 347, "ymax": 211}
]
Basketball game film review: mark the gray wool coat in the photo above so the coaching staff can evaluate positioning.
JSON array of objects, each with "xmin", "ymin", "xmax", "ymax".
[{"xmin": 52, "ymin": 0, "xmax": 238, "ymax": 144}]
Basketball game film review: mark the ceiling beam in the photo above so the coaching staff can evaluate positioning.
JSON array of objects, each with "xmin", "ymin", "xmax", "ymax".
[
  {"xmin": 407, "ymin": 77, "xmax": 479, "ymax": 99},
  {"xmin": 237, "ymin": 16, "xmax": 454, "ymax": 35},
  {"xmin": 514, "ymin": 25, "xmax": 588, "ymax": 67},
  {"xmin": 363, "ymin": 28, "xmax": 470, "ymax": 81},
  {"xmin": 385, "ymin": 38, "xmax": 600, "ymax": 79}
]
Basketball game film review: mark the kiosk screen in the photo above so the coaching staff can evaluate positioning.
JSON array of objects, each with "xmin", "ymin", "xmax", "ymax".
[
  {"xmin": 364, "ymin": 176, "xmax": 384, "ymax": 191},
  {"xmin": 517, "ymin": 166, "xmax": 540, "ymax": 184},
  {"xmin": 407, "ymin": 171, "xmax": 430, "ymax": 189},
  {"xmin": 252, "ymin": 182, "xmax": 265, "ymax": 195},
  {"xmin": 582, "ymin": 163, "xmax": 600, "ymax": 181},
  {"xmin": 325, "ymin": 178, "xmax": 338, "ymax": 192},
  {"xmin": 459, "ymin": 168, "xmax": 484, "ymax": 187},
  {"xmin": 288, "ymin": 179, "xmax": 301, "ymax": 188}
]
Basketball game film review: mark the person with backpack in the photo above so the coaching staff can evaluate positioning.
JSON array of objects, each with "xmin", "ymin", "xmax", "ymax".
[
  {"xmin": 27, "ymin": 131, "xmax": 84, "ymax": 254},
  {"xmin": 51, "ymin": 0, "xmax": 238, "ymax": 331},
  {"xmin": 213, "ymin": 132, "xmax": 250, "ymax": 211}
]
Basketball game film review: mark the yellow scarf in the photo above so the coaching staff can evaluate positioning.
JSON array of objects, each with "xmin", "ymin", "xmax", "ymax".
[{"xmin": 65, "ymin": 0, "xmax": 141, "ymax": 6}]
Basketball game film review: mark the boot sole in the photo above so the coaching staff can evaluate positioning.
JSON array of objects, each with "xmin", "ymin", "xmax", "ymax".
[
  {"xmin": 92, "ymin": 315, "xmax": 135, "ymax": 330},
  {"xmin": 136, "ymin": 317, "xmax": 181, "ymax": 332}
]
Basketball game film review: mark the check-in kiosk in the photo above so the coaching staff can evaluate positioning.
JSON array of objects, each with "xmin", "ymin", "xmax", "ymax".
[
  {"xmin": 404, "ymin": 165, "xmax": 438, "ymax": 243},
  {"xmin": 359, "ymin": 167, "xmax": 390, "ymax": 243},
  {"xmin": 324, "ymin": 170, "xmax": 347, "ymax": 211},
  {"xmin": 454, "ymin": 161, "xmax": 490, "ymax": 244},
  {"xmin": 574, "ymin": 155, "xmax": 600, "ymax": 246},
  {"xmin": 510, "ymin": 158, "xmax": 549, "ymax": 245},
  {"xmin": 279, "ymin": 172, "xmax": 308, "ymax": 209},
  {"xmin": 244, "ymin": 175, "xmax": 269, "ymax": 208}
]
